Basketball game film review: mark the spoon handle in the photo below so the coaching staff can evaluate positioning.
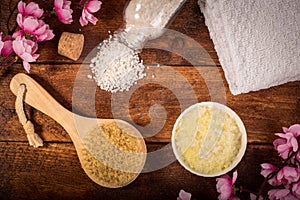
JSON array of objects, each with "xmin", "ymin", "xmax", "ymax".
[{"xmin": 10, "ymin": 73, "xmax": 75, "ymax": 133}]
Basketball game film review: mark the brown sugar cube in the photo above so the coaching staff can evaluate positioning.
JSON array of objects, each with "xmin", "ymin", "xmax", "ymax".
[{"xmin": 58, "ymin": 32, "xmax": 84, "ymax": 61}]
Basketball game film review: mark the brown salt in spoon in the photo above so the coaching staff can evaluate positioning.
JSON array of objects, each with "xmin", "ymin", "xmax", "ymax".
[{"xmin": 10, "ymin": 73, "xmax": 147, "ymax": 188}]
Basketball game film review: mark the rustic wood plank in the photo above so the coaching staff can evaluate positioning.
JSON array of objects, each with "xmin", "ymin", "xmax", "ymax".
[
  {"xmin": 0, "ymin": 64, "xmax": 299, "ymax": 143},
  {"xmin": 0, "ymin": 0, "xmax": 219, "ymax": 65},
  {"xmin": 1, "ymin": 1, "xmax": 299, "ymax": 199},
  {"xmin": 0, "ymin": 142, "xmax": 281, "ymax": 200}
]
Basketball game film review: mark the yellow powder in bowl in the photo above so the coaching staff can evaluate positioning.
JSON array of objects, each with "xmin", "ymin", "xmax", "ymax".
[{"xmin": 172, "ymin": 102, "xmax": 247, "ymax": 177}]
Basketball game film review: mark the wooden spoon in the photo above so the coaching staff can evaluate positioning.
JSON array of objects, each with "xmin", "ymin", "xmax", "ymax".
[{"xmin": 10, "ymin": 73, "xmax": 147, "ymax": 188}]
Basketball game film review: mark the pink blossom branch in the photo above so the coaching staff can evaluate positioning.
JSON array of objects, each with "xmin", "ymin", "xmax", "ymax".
[{"xmin": 256, "ymin": 137, "xmax": 300, "ymax": 200}]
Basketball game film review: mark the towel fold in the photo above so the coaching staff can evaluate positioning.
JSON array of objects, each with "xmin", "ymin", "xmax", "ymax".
[{"xmin": 198, "ymin": 0, "xmax": 300, "ymax": 95}]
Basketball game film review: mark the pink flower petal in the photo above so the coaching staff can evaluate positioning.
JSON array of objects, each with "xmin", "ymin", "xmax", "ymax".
[
  {"xmin": 54, "ymin": 0, "xmax": 63, "ymax": 8},
  {"xmin": 64, "ymin": 1, "xmax": 71, "ymax": 7},
  {"xmin": 283, "ymin": 127, "xmax": 289, "ymax": 133},
  {"xmin": 273, "ymin": 138, "xmax": 285, "ymax": 147},
  {"xmin": 232, "ymin": 171, "xmax": 238, "ymax": 184},
  {"xmin": 32, "ymin": 53, "xmax": 39, "ymax": 60},
  {"xmin": 34, "ymin": 23, "xmax": 47, "ymax": 35},
  {"xmin": 16, "ymin": 13, "xmax": 24, "ymax": 29},
  {"xmin": 282, "ymin": 194, "xmax": 298, "ymax": 200},
  {"xmin": 25, "ymin": 2, "xmax": 43, "ymax": 18},
  {"xmin": 86, "ymin": 0, "xmax": 102, "ymax": 13},
  {"xmin": 57, "ymin": 9, "xmax": 73, "ymax": 24},
  {"xmin": 12, "ymin": 37, "xmax": 25, "ymax": 55},
  {"xmin": 290, "ymin": 137, "xmax": 298, "ymax": 152},
  {"xmin": 261, "ymin": 163, "xmax": 277, "ymax": 177},
  {"xmin": 23, "ymin": 17, "xmax": 39, "ymax": 33},
  {"xmin": 23, "ymin": 61, "xmax": 31, "ymax": 73},
  {"xmin": 292, "ymin": 182, "xmax": 300, "ymax": 198},
  {"xmin": 0, "ymin": 40, "xmax": 4, "ymax": 53},
  {"xmin": 216, "ymin": 174, "xmax": 233, "ymax": 200},
  {"xmin": 250, "ymin": 193, "xmax": 263, "ymax": 200},
  {"xmin": 275, "ymin": 133, "xmax": 287, "ymax": 138},
  {"xmin": 289, "ymin": 124, "xmax": 300, "ymax": 137},
  {"xmin": 88, "ymin": 14, "xmax": 98, "ymax": 25},
  {"xmin": 2, "ymin": 40, "xmax": 13, "ymax": 56},
  {"xmin": 23, "ymin": 42, "xmax": 32, "ymax": 52},
  {"xmin": 79, "ymin": 15, "xmax": 88, "ymax": 26},
  {"xmin": 177, "ymin": 190, "xmax": 191, "ymax": 200},
  {"xmin": 36, "ymin": 33, "xmax": 47, "ymax": 42},
  {"xmin": 277, "ymin": 144, "xmax": 290, "ymax": 153},
  {"xmin": 21, "ymin": 52, "xmax": 36, "ymax": 62},
  {"xmin": 17, "ymin": 1, "xmax": 26, "ymax": 14},
  {"xmin": 12, "ymin": 30, "xmax": 25, "ymax": 39},
  {"xmin": 268, "ymin": 189, "xmax": 290, "ymax": 200},
  {"xmin": 37, "ymin": 29, "xmax": 54, "ymax": 42},
  {"xmin": 46, "ymin": 30, "xmax": 55, "ymax": 41}
]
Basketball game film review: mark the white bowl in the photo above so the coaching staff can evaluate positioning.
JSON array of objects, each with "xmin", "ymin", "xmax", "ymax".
[{"xmin": 171, "ymin": 102, "xmax": 247, "ymax": 177}]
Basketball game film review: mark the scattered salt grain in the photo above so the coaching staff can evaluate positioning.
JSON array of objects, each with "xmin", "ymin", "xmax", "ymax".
[
  {"xmin": 90, "ymin": 35, "xmax": 146, "ymax": 93},
  {"xmin": 87, "ymin": 75, "xmax": 92, "ymax": 79}
]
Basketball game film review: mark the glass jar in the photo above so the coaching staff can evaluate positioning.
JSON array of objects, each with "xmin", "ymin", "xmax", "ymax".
[{"xmin": 117, "ymin": 0, "xmax": 187, "ymax": 50}]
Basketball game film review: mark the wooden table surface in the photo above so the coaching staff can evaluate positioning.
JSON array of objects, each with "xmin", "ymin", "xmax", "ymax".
[{"xmin": 0, "ymin": 0, "xmax": 299, "ymax": 199}]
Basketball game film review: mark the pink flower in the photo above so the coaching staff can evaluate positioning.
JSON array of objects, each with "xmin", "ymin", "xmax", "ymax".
[
  {"xmin": 177, "ymin": 190, "xmax": 191, "ymax": 200},
  {"xmin": 18, "ymin": 1, "xmax": 43, "ymax": 18},
  {"xmin": 276, "ymin": 166, "xmax": 300, "ymax": 186},
  {"xmin": 54, "ymin": 0, "xmax": 73, "ymax": 24},
  {"xmin": 274, "ymin": 130, "xmax": 299, "ymax": 160},
  {"xmin": 79, "ymin": 0, "xmax": 102, "ymax": 26},
  {"xmin": 268, "ymin": 189, "xmax": 298, "ymax": 200},
  {"xmin": 216, "ymin": 171, "xmax": 240, "ymax": 200},
  {"xmin": 260, "ymin": 163, "xmax": 281, "ymax": 186},
  {"xmin": 292, "ymin": 181, "xmax": 300, "ymax": 198},
  {"xmin": 0, "ymin": 33, "xmax": 13, "ymax": 56},
  {"xmin": 16, "ymin": 14, "xmax": 54, "ymax": 42},
  {"xmin": 12, "ymin": 36, "xmax": 39, "ymax": 72}
]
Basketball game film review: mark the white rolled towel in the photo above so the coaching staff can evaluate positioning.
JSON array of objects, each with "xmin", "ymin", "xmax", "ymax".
[{"xmin": 198, "ymin": 0, "xmax": 300, "ymax": 95}]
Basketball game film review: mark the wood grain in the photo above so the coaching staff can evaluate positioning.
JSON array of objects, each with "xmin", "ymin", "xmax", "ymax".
[
  {"xmin": 0, "ymin": 142, "xmax": 281, "ymax": 200},
  {"xmin": 1, "ymin": 64, "xmax": 299, "ymax": 143},
  {"xmin": 0, "ymin": 0, "xmax": 219, "ymax": 65},
  {"xmin": 1, "ymin": 0, "xmax": 299, "ymax": 199}
]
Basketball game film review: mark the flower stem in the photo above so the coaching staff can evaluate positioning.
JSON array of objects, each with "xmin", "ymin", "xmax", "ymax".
[
  {"xmin": 0, "ymin": 55, "xmax": 18, "ymax": 70},
  {"xmin": 238, "ymin": 186, "xmax": 255, "ymax": 194},
  {"xmin": 7, "ymin": 0, "xmax": 18, "ymax": 35}
]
